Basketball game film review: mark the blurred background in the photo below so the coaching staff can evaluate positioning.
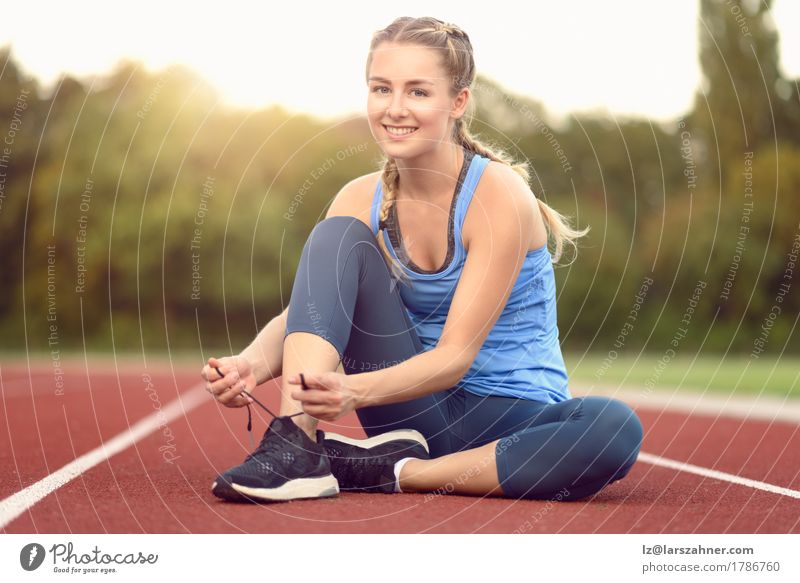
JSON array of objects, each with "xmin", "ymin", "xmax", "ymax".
[{"xmin": 1, "ymin": 0, "xmax": 798, "ymax": 396}]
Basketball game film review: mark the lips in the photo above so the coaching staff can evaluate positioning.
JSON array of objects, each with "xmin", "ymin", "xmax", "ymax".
[{"xmin": 383, "ymin": 125, "xmax": 419, "ymax": 138}]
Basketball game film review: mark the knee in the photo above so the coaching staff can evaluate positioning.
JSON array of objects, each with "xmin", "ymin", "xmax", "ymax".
[
  {"xmin": 584, "ymin": 397, "xmax": 644, "ymax": 478},
  {"xmin": 308, "ymin": 216, "xmax": 374, "ymax": 247}
]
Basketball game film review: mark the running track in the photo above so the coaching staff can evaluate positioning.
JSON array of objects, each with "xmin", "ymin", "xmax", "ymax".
[{"xmin": 2, "ymin": 361, "xmax": 799, "ymax": 533}]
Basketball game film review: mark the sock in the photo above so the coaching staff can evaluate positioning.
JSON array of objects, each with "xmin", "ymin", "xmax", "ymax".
[{"xmin": 393, "ymin": 457, "xmax": 414, "ymax": 493}]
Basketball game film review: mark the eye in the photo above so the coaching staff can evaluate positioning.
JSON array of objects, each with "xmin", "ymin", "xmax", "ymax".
[{"xmin": 370, "ymin": 86, "xmax": 428, "ymax": 97}]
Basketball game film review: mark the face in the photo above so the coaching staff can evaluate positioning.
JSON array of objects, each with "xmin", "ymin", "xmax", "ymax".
[{"xmin": 367, "ymin": 42, "xmax": 468, "ymax": 159}]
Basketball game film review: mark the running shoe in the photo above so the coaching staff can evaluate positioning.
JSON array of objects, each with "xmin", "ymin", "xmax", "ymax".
[
  {"xmin": 321, "ymin": 429, "xmax": 430, "ymax": 493},
  {"xmin": 212, "ymin": 415, "xmax": 339, "ymax": 502}
]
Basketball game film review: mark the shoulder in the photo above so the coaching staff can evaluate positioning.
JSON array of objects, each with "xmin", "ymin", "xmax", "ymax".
[
  {"xmin": 463, "ymin": 160, "xmax": 538, "ymax": 251},
  {"xmin": 325, "ymin": 171, "xmax": 382, "ymax": 226},
  {"xmin": 475, "ymin": 160, "xmax": 534, "ymax": 205}
]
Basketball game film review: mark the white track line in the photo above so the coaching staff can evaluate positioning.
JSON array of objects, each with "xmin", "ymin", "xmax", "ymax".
[
  {"xmin": 0, "ymin": 385, "xmax": 207, "ymax": 530},
  {"xmin": 3, "ymin": 383, "xmax": 799, "ymax": 530},
  {"xmin": 637, "ymin": 452, "xmax": 800, "ymax": 499},
  {"xmin": 572, "ymin": 383, "xmax": 800, "ymax": 424},
  {"xmin": 574, "ymin": 385, "xmax": 800, "ymax": 499}
]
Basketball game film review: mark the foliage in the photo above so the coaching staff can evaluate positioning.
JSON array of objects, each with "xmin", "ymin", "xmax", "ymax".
[{"xmin": 1, "ymin": 0, "xmax": 798, "ymax": 356}]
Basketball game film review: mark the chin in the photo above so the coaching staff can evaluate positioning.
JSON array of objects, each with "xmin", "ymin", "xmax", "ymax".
[
  {"xmin": 377, "ymin": 138, "xmax": 432, "ymax": 160},
  {"xmin": 379, "ymin": 144, "xmax": 418, "ymax": 159}
]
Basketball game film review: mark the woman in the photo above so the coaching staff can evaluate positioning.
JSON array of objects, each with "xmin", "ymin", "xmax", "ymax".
[{"xmin": 201, "ymin": 16, "xmax": 643, "ymax": 503}]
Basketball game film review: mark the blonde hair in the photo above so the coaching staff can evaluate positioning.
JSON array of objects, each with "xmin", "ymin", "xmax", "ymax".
[{"xmin": 366, "ymin": 16, "xmax": 588, "ymax": 284}]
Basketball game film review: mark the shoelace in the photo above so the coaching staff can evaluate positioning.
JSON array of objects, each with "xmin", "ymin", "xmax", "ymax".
[
  {"xmin": 243, "ymin": 422, "xmax": 289, "ymax": 463},
  {"xmin": 215, "ymin": 366, "xmax": 304, "ymax": 449}
]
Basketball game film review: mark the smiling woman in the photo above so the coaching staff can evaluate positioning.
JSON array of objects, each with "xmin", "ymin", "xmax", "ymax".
[
  {"xmin": 363, "ymin": 19, "xmax": 588, "ymax": 282},
  {"xmin": 203, "ymin": 15, "xmax": 642, "ymax": 506}
]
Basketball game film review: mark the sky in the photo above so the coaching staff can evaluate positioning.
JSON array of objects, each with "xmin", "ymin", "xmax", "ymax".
[{"xmin": 1, "ymin": 0, "xmax": 798, "ymax": 123}]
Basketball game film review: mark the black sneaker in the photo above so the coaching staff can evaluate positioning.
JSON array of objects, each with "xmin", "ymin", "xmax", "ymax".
[
  {"xmin": 212, "ymin": 415, "xmax": 339, "ymax": 502},
  {"xmin": 321, "ymin": 429, "xmax": 430, "ymax": 493}
]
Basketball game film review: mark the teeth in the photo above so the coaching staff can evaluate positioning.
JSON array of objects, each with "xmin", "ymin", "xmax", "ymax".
[{"xmin": 385, "ymin": 126, "xmax": 417, "ymax": 136}]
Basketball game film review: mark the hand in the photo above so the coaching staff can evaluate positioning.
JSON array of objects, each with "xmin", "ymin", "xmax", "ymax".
[
  {"xmin": 200, "ymin": 355, "xmax": 256, "ymax": 408},
  {"xmin": 288, "ymin": 371, "xmax": 359, "ymax": 421}
]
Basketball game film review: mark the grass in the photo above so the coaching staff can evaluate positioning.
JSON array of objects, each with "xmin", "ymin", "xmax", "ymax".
[
  {"xmin": 5, "ymin": 350, "xmax": 799, "ymax": 399},
  {"xmin": 565, "ymin": 353, "xmax": 800, "ymax": 399}
]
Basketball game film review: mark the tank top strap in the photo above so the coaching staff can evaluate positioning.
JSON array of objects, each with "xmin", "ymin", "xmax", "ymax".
[
  {"xmin": 369, "ymin": 177, "xmax": 383, "ymax": 236},
  {"xmin": 454, "ymin": 152, "xmax": 491, "ymax": 254}
]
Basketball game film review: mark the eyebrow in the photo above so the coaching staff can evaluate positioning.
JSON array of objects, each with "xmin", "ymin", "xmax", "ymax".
[{"xmin": 368, "ymin": 76, "xmax": 435, "ymax": 85}]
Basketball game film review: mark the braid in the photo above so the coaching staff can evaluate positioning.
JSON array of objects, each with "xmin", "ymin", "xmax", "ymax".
[
  {"xmin": 376, "ymin": 157, "xmax": 413, "ymax": 285},
  {"xmin": 378, "ymin": 159, "xmax": 399, "ymax": 230}
]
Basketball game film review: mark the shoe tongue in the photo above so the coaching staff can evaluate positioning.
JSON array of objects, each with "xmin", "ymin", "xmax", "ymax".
[
  {"xmin": 259, "ymin": 415, "xmax": 317, "ymax": 451},
  {"xmin": 267, "ymin": 415, "xmax": 292, "ymax": 435},
  {"xmin": 253, "ymin": 416, "xmax": 293, "ymax": 452},
  {"xmin": 267, "ymin": 415, "xmax": 307, "ymax": 440},
  {"xmin": 269, "ymin": 416, "xmax": 285, "ymax": 431}
]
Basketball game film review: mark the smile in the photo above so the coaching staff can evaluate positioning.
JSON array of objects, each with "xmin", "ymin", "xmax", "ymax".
[{"xmin": 383, "ymin": 125, "xmax": 419, "ymax": 137}]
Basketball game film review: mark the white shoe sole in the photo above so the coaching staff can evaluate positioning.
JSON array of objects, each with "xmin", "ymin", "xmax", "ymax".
[
  {"xmin": 323, "ymin": 428, "xmax": 429, "ymax": 454},
  {"xmin": 227, "ymin": 474, "xmax": 340, "ymax": 502}
]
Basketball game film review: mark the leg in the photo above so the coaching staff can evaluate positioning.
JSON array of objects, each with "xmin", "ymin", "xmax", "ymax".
[
  {"xmin": 283, "ymin": 216, "xmax": 456, "ymax": 455},
  {"xmin": 400, "ymin": 396, "xmax": 644, "ymax": 501},
  {"xmin": 279, "ymin": 332, "xmax": 340, "ymax": 437},
  {"xmin": 495, "ymin": 397, "xmax": 643, "ymax": 500},
  {"xmin": 399, "ymin": 440, "xmax": 505, "ymax": 496}
]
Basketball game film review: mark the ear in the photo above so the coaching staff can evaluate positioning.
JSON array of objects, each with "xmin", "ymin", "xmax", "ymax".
[{"xmin": 451, "ymin": 87, "xmax": 470, "ymax": 120}]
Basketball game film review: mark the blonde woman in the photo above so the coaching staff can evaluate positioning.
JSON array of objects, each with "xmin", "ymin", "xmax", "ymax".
[{"xmin": 201, "ymin": 16, "xmax": 643, "ymax": 503}]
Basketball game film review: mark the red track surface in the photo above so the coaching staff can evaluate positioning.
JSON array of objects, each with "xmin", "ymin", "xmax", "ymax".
[{"xmin": 2, "ymin": 363, "xmax": 799, "ymax": 533}]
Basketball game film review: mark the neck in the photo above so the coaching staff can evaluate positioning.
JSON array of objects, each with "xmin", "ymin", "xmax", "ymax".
[{"xmin": 394, "ymin": 142, "xmax": 465, "ymax": 201}]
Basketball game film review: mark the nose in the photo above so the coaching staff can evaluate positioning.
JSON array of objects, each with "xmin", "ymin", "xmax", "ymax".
[{"xmin": 386, "ymin": 93, "xmax": 409, "ymax": 119}]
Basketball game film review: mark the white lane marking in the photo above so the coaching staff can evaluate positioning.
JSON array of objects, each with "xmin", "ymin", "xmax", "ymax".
[
  {"xmin": 0, "ymin": 385, "xmax": 208, "ymax": 530},
  {"xmin": 637, "ymin": 452, "xmax": 800, "ymax": 499},
  {"xmin": 4, "ymin": 382, "xmax": 798, "ymax": 530},
  {"xmin": 575, "ymin": 386, "xmax": 800, "ymax": 497},
  {"xmin": 572, "ymin": 384, "xmax": 800, "ymax": 424}
]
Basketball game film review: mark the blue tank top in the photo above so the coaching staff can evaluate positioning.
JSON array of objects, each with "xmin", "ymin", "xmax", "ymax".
[{"xmin": 369, "ymin": 149, "xmax": 571, "ymax": 403}]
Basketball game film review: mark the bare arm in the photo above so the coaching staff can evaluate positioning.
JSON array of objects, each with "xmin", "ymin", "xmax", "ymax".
[
  {"xmin": 288, "ymin": 164, "xmax": 541, "ymax": 419},
  {"xmin": 239, "ymin": 306, "xmax": 289, "ymax": 385},
  {"xmin": 348, "ymin": 163, "xmax": 537, "ymax": 410},
  {"xmin": 201, "ymin": 307, "xmax": 289, "ymax": 408},
  {"xmin": 217, "ymin": 173, "xmax": 373, "ymax": 401},
  {"xmin": 350, "ymin": 344, "xmax": 470, "ymax": 406}
]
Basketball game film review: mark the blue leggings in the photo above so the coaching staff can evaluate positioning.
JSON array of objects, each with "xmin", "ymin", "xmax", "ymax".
[{"xmin": 286, "ymin": 216, "xmax": 644, "ymax": 501}]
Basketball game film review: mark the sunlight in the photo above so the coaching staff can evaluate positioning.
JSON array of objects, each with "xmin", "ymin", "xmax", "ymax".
[{"xmin": 2, "ymin": 0, "xmax": 798, "ymax": 121}]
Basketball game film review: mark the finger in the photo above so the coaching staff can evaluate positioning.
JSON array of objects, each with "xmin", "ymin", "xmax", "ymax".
[
  {"xmin": 203, "ymin": 363, "xmax": 222, "ymax": 381},
  {"xmin": 286, "ymin": 374, "xmax": 307, "ymax": 386},
  {"xmin": 290, "ymin": 373, "xmax": 330, "ymax": 391},
  {"xmin": 291, "ymin": 388, "xmax": 324, "ymax": 402},
  {"xmin": 302, "ymin": 405, "xmax": 336, "ymax": 421},
  {"xmin": 208, "ymin": 357, "xmax": 232, "ymax": 380},
  {"xmin": 211, "ymin": 367, "xmax": 239, "ymax": 389},
  {"xmin": 218, "ymin": 381, "xmax": 247, "ymax": 406},
  {"xmin": 215, "ymin": 381, "xmax": 252, "ymax": 406},
  {"xmin": 289, "ymin": 373, "xmax": 317, "ymax": 387},
  {"xmin": 291, "ymin": 389, "xmax": 336, "ymax": 405},
  {"xmin": 224, "ymin": 393, "xmax": 251, "ymax": 408},
  {"xmin": 290, "ymin": 390, "xmax": 309, "ymax": 402},
  {"xmin": 208, "ymin": 374, "xmax": 239, "ymax": 396},
  {"xmin": 201, "ymin": 363, "xmax": 221, "ymax": 382}
]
